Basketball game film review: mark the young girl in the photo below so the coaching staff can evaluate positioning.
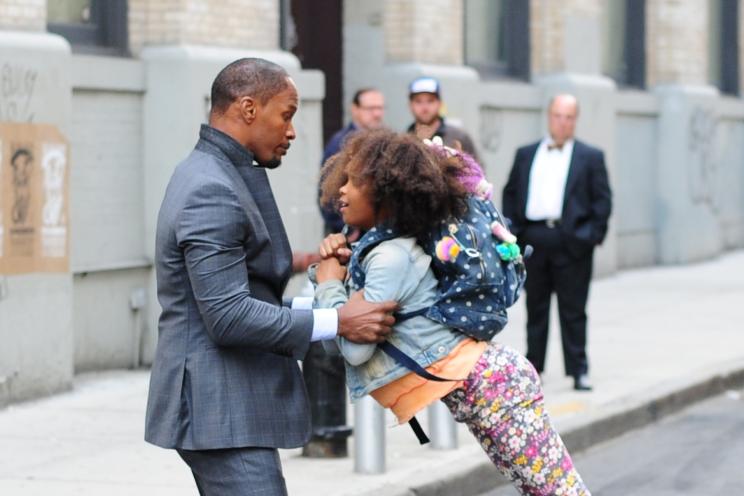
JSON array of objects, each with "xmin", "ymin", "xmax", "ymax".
[{"xmin": 313, "ymin": 129, "xmax": 590, "ymax": 496}]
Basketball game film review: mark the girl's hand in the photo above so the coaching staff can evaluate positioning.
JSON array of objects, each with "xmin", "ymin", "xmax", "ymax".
[
  {"xmin": 316, "ymin": 256, "xmax": 347, "ymax": 283},
  {"xmin": 319, "ymin": 233, "xmax": 352, "ymax": 264}
]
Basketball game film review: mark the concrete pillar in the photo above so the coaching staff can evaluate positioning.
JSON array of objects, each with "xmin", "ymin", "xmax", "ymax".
[
  {"xmin": 0, "ymin": 0, "xmax": 74, "ymax": 404},
  {"xmin": 647, "ymin": 0, "xmax": 723, "ymax": 263},
  {"xmin": 353, "ymin": 396, "xmax": 385, "ymax": 473},
  {"xmin": 654, "ymin": 85, "xmax": 722, "ymax": 263}
]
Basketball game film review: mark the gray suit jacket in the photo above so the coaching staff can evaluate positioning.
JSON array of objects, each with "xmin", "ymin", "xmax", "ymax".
[{"xmin": 145, "ymin": 125, "xmax": 314, "ymax": 450}]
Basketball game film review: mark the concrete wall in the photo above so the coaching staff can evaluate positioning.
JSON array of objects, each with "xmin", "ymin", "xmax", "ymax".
[
  {"xmin": 0, "ymin": 31, "xmax": 73, "ymax": 406},
  {"xmin": 614, "ymin": 92, "xmax": 659, "ymax": 268},
  {"xmin": 68, "ymin": 55, "xmax": 150, "ymax": 371},
  {"xmin": 716, "ymin": 99, "xmax": 744, "ymax": 248}
]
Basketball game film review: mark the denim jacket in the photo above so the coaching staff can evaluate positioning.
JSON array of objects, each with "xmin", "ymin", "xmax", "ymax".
[{"xmin": 313, "ymin": 234, "xmax": 467, "ymax": 400}]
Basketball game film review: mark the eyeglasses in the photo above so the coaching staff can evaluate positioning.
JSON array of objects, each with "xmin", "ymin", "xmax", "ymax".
[{"xmin": 357, "ymin": 105, "xmax": 384, "ymax": 112}]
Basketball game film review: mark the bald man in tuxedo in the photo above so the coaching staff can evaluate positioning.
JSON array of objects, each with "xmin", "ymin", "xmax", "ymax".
[{"xmin": 502, "ymin": 94, "xmax": 612, "ymax": 391}]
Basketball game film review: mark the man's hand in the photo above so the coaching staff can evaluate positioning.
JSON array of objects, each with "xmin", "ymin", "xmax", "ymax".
[
  {"xmin": 337, "ymin": 291, "xmax": 397, "ymax": 343},
  {"xmin": 319, "ymin": 233, "xmax": 352, "ymax": 264},
  {"xmin": 292, "ymin": 251, "xmax": 322, "ymax": 273},
  {"xmin": 316, "ymin": 256, "xmax": 347, "ymax": 283}
]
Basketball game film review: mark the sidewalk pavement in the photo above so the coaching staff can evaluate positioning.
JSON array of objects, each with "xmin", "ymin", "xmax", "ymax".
[{"xmin": 1, "ymin": 251, "xmax": 743, "ymax": 496}]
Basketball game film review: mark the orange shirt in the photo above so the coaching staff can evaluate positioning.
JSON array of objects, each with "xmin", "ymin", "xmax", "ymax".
[{"xmin": 370, "ymin": 338, "xmax": 488, "ymax": 424}]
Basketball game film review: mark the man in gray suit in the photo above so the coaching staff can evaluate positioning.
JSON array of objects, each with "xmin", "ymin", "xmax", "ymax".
[{"xmin": 145, "ymin": 58, "xmax": 397, "ymax": 495}]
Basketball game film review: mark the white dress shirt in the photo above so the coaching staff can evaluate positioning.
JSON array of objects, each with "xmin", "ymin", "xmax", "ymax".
[
  {"xmin": 525, "ymin": 137, "xmax": 574, "ymax": 221},
  {"xmin": 291, "ymin": 296, "xmax": 338, "ymax": 341}
]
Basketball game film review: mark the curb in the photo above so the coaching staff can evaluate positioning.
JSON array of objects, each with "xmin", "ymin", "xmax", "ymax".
[{"xmin": 369, "ymin": 363, "xmax": 744, "ymax": 496}]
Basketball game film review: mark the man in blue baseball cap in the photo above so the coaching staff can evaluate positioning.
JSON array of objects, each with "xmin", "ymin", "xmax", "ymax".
[{"xmin": 406, "ymin": 77, "xmax": 480, "ymax": 161}]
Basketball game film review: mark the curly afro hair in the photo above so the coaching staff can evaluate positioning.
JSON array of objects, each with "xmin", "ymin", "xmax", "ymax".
[{"xmin": 319, "ymin": 129, "xmax": 469, "ymax": 239}]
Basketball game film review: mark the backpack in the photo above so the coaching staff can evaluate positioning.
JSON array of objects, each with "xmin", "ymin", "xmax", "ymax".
[
  {"xmin": 348, "ymin": 196, "xmax": 526, "ymax": 338},
  {"xmin": 347, "ymin": 141, "xmax": 527, "ymax": 341}
]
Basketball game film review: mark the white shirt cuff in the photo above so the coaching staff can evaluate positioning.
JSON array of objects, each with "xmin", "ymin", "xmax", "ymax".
[
  {"xmin": 311, "ymin": 308, "xmax": 338, "ymax": 341},
  {"xmin": 291, "ymin": 296, "xmax": 314, "ymax": 310}
]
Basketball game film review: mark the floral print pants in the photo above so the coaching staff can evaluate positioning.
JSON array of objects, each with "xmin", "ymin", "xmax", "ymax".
[{"xmin": 442, "ymin": 342, "xmax": 590, "ymax": 496}]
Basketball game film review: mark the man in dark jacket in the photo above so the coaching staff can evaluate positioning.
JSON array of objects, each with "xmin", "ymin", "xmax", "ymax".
[
  {"xmin": 319, "ymin": 88, "xmax": 385, "ymax": 235},
  {"xmin": 502, "ymin": 94, "xmax": 612, "ymax": 391},
  {"xmin": 145, "ymin": 58, "xmax": 396, "ymax": 495},
  {"xmin": 406, "ymin": 77, "xmax": 479, "ymax": 161}
]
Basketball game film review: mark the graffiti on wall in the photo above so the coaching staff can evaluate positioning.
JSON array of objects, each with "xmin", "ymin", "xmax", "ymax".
[
  {"xmin": 0, "ymin": 63, "xmax": 38, "ymax": 123},
  {"xmin": 687, "ymin": 107, "xmax": 718, "ymax": 210}
]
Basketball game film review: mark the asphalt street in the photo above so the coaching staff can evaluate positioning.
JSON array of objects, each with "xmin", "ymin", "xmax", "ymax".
[{"xmin": 482, "ymin": 389, "xmax": 744, "ymax": 496}]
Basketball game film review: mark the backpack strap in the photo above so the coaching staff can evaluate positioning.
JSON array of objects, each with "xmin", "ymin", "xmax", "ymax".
[
  {"xmin": 378, "ymin": 341, "xmax": 467, "ymax": 382},
  {"xmin": 393, "ymin": 307, "xmax": 428, "ymax": 322},
  {"xmin": 348, "ymin": 226, "xmax": 399, "ymax": 289},
  {"xmin": 407, "ymin": 416, "xmax": 430, "ymax": 445}
]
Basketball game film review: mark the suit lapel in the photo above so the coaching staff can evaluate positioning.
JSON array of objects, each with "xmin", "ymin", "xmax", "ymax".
[{"xmin": 236, "ymin": 165, "xmax": 292, "ymax": 284}]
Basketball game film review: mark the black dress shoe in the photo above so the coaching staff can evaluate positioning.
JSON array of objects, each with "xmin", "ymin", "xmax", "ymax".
[{"xmin": 573, "ymin": 374, "xmax": 593, "ymax": 391}]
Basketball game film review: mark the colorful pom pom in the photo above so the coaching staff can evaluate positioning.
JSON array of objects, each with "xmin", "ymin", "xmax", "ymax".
[
  {"xmin": 436, "ymin": 236, "xmax": 461, "ymax": 262},
  {"xmin": 496, "ymin": 242, "xmax": 521, "ymax": 261}
]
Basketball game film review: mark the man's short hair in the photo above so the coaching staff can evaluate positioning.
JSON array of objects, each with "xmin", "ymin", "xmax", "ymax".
[
  {"xmin": 210, "ymin": 58, "xmax": 290, "ymax": 115},
  {"xmin": 352, "ymin": 88, "xmax": 379, "ymax": 106}
]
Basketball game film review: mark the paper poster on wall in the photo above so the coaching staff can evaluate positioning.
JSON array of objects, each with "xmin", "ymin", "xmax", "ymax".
[{"xmin": 0, "ymin": 123, "xmax": 69, "ymax": 274}]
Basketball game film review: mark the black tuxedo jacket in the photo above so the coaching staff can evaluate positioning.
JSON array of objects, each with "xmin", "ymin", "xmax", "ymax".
[{"xmin": 502, "ymin": 139, "xmax": 612, "ymax": 257}]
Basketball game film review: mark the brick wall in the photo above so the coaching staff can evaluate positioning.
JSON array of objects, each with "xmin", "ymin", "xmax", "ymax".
[
  {"xmin": 529, "ymin": 0, "xmax": 602, "ymax": 76},
  {"xmin": 646, "ymin": 0, "xmax": 708, "ymax": 86},
  {"xmin": 383, "ymin": 0, "xmax": 463, "ymax": 65},
  {"xmin": 129, "ymin": 0, "xmax": 279, "ymax": 55},
  {"xmin": 0, "ymin": 0, "xmax": 45, "ymax": 31}
]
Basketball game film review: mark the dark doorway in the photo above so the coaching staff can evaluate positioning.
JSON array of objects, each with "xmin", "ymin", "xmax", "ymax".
[{"xmin": 282, "ymin": 0, "xmax": 344, "ymax": 145}]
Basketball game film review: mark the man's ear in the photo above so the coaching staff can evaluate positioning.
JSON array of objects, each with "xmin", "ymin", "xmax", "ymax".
[{"xmin": 237, "ymin": 96, "xmax": 258, "ymax": 124}]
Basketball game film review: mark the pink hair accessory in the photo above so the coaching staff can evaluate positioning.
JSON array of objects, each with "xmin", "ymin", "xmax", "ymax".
[{"xmin": 474, "ymin": 178, "xmax": 493, "ymax": 201}]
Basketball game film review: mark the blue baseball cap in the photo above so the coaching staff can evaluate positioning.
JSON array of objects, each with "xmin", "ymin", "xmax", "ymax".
[{"xmin": 409, "ymin": 77, "xmax": 440, "ymax": 99}]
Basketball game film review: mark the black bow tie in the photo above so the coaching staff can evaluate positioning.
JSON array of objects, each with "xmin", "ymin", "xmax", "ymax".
[{"xmin": 547, "ymin": 142, "xmax": 563, "ymax": 151}]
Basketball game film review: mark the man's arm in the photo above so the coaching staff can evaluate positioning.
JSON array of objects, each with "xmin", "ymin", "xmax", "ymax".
[
  {"xmin": 589, "ymin": 149, "xmax": 612, "ymax": 245},
  {"xmin": 178, "ymin": 180, "xmax": 313, "ymax": 359},
  {"xmin": 502, "ymin": 148, "xmax": 524, "ymax": 229}
]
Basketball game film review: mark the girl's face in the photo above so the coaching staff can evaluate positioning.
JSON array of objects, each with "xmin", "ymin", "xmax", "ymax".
[{"xmin": 338, "ymin": 171, "xmax": 376, "ymax": 230}]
